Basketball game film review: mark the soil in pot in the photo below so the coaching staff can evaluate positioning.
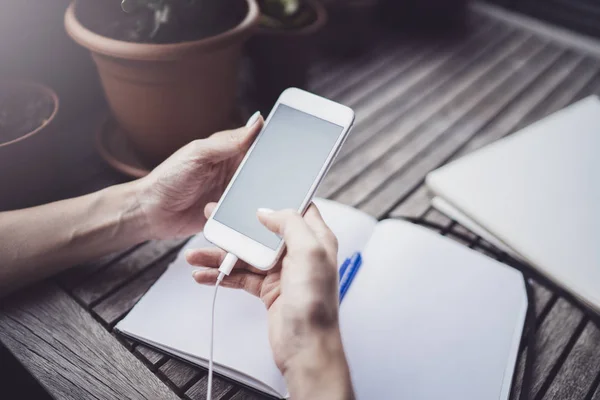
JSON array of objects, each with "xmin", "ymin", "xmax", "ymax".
[
  {"xmin": 76, "ymin": 0, "xmax": 247, "ymax": 44},
  {"xmin": 247, "ymin": 0, "xmax": 327, "ymax": 114},
  {"xmin": 0, "ymin": 85, "xmax": 55, "ymax": 144}
]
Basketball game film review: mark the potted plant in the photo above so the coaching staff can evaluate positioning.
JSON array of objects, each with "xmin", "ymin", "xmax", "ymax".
[
  {"xmin": 0, "ymin": 82, "xmax": 60, "ymax": 211},
  {"xmin": 247, "ymin": 0, "xmax": 327, "ymax": 114},
  {"xmin": 65, "ymin": 0, "xmax": 260, "ymax": 165}
]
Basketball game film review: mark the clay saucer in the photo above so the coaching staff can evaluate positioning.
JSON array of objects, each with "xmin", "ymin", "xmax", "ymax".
[
  {"xmin": 95, "ymin": 110, "xmax": 249, "ymax": 179},
  {"xmin": 95, "ymin": 117, "xmax": 152, "ymax": 178}
]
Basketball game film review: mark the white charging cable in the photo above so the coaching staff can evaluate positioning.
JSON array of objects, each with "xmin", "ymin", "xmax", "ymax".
[
  {"xmin": 207, "ymin": 111, "xmax": 257, "ymax": 399},
  {"xmin": 206, "ymin": 252, "xmax": 238, "ymax": 400}
]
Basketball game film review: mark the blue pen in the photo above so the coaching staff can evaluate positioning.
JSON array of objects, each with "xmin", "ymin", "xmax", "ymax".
[
  {"xmin": 339, "ymin": 257, "xmax": 351, "ymax": 281},
  {"xmin": 339, "ymin": 252, "xmax": 362, "ymax": 303}
]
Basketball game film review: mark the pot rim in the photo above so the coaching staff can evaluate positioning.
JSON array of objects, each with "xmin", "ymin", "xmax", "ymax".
[
  {"xmin": 65, "ymin": 0, "xmax": 260, "ymax": 61},
  {"xmin": 0, "ymin": 81, "xmax": 60, "ymax": 148},
  {"xmin": 257, "ymin": 0, "xmax": 328, "ymax": 36}
]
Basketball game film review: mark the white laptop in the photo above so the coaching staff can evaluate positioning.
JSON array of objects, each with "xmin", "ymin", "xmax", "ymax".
[{"xmin": 427, "ymin": 96, "xmax": 600, "ymax": 312}]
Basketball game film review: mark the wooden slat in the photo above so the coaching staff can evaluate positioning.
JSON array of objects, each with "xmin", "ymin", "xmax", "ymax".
[
  {"xmin": 508, "ymin": 279, "xmax": 554, "ymax": 400},
  {"xmin": 448, "ymin": 58, "xmax": 600, "ymax": 162},
  {"xmin": 309, "ymin": 37, "xmax": 397, "ymax": 92},
  {"xmin": 390, "ymin": 57, "xmax": 599, "ymax": 220},
  {"xmin": 330, "ymin": 20, "xmax": 503, "ymax": 161},
  {"xmin": 592, "ymin": 380, "xmax": 600, "ymax": 400},
  {"xmin": 449, "ymin": 224, "xmax": 478, "ymax": 244},
  {"xmin": 542, "ymin": 321, "xmax": 600, "ymax": 399},
  {"xmin": 313, "ymin": 40, "xmax": 426, "ymax": 101},
  {"xmin": 92, "ymin": 252, "xmax": 176, "ymax": 326},
  {"xmin": 228, "ymin": 389, "xmax": 268, "ymax": 400},
  {"xmin": 71, "ymin": 239, "xmax": 187, "ymax": 306},
  {"xmin": 512, "ymin": 61, "xmax": 600, "ymax": 132},
  {"xmin": 513, "ymin": 298, "xmax": 585, "ymax": 399},
  {"xmin": 0, "ymin": 283, "xmax": 178, "ymax": 400},
  {"xmin": 159, "ymin": 358, "xmax": 201, "ymax": 391},
  {"xmin": 360, "ymin": 47, "xmax": 580, "ymax": 219},
  {"xmin": 347, "ymin": 43, "xmax": 568, "ymax": 216},
  {"xmin": 388, "ymin": 185, "xmax": 433, "ymax": 218},
  {"xmin": 57, "ymin": 245, "xmax": 143, "ymax": 290},
  {"xmin": 532, "ymin": 283, "xmax": 556, "ymax": 319},
  {"xmin": 326, "ymin": 23, "xmax": 492, "ymax": 107},
  {"xmin": 324, "ymin": 21, "xmax": 514, "ymax": 166},
  {"xmin": 319, "ymin": 31, "xmax": 540, "ymax": 204},
  {"xmin": 185, "ymin": 375, "xmax": 236, "ymax": 400},
  {"xmin": 135, "ymin": 344, "xmax": 168, "ymax": 367},
  {"xmin": 511, "ymin": 346, "xmax": 529, "ymax": 400},
  {"xmin": 422, "ymin": 208, "xmax": 454, "ymax": 228}
]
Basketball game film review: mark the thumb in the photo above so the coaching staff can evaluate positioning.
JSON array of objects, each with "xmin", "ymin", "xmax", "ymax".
[
  {"xmin": 257, "ymin": 208, "xmax": 318, "ymax": 250},
  {"xmin": 202, "ymin": 112, "xmax": 263, "ymax": 162}
]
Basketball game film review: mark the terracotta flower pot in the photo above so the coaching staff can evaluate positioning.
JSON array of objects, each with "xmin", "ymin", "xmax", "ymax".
[
  {"xmin": 65, "ymin": 0, "xmax": 260, "ymax": 166},
  {"xmin": 247, "ymin": 0, "xmax": 327, "ymax": 114},
  {"xmin": 0, "ymin": 82, "xmax": 60, "ymax": 211}
]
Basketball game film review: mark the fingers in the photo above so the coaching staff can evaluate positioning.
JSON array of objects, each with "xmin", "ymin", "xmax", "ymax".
[
  {"xmin": 186, "ymin": 247, "xmax": 226, "ymax": 268},
  {"xmin": 193, "ymin": 269, "xmax": 264, "ymax": 297},
  {"xmin": 303, "ymin": 204, "xmax": 339, "ymax": 261},
  {"xmin": 257, "ymin": 208, "xmax": 319, "ymax": 251},
  {"xmin": 186, "ymin": 246, "xmax": 267, "ymax": 274},
  {"xmin": 204, "ymin": 202, "xmax": 217, "ymax": 220},
  {"xmin": 200, "ymin": 114, "xmax": 263, "ymax": 162}
]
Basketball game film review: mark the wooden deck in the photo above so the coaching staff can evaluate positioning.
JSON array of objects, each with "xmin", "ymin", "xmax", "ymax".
[{"xmin": 2, "ymin": 5, "xmax": 600, "ymax": 400}]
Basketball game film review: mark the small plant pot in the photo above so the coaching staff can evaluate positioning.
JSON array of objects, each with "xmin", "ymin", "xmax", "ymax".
[
  {"xmin": 0, "ymin": 82, "xmax": 60, "ymax": 211},
  {"xmin": 247, "ymin": 0, "xmax": 327, "ymax": 114},
  {"xmin": 319, "ymin": 0, "xmax": 380, "ymax": 57},
  {"xmin": 0, "ymin": 0, "xmax": 103, "ymax": 121},
  {"xmin": 65, "ymin": 0, "xmax": 260, "ymax": 166}
]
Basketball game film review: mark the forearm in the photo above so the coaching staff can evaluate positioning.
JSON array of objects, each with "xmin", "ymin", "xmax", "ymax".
[
  {"xmin": 284, "ymin": 327, "xmax": 355, "ymax": 400},
  {"xmin": 0, "ymin": 181, "xmax": 148, "ymax": 296}
]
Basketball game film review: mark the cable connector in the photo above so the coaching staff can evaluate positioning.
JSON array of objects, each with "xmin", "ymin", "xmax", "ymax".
[{"xmin": 216, "ymin": 252, "xmax": 238, "ymax": 285}]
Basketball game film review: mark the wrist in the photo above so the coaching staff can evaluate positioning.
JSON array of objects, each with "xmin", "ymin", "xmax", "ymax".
[
  {"xmin": 284, "ymin": 327, "xmax": 355, "ymax": 400},
  {"xmin": 98, "ymin": 181, "xmax": 151, "ymax": 244}
]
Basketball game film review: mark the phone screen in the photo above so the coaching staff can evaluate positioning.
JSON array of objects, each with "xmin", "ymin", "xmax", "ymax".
[{"xmin": 213, "ymin": 104, "xmax": 344, "ymax": 249}]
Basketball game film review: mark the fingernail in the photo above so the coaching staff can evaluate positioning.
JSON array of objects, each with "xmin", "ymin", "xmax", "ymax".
[
  {"xmin": 257, "ymin": 208, "xmax": 274, "ymax": 215},
  {"xmin": 246, "ymin": 111, "xmax": 261, "ymax": 128},
  {"xmin": 192, "ymin": 270, "xmax": 201, "ymax": 279},
  {"xmin": 185, "ymin": 249, "xmax": 194, "ymax": 258}
]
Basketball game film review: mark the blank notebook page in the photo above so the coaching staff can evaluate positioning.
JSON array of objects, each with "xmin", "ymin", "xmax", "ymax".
[
  {"xmin": 427, "ymin": 96, "xmax": 600, "ymax": 310},
  {"xmin": 340, "ymin": 220, "xmax": 527, "ymax": 400}
]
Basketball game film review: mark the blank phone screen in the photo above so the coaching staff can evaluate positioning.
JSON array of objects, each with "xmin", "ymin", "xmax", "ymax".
[{"xmin": 213, "ymin": 104, "xmax": 344, "ymax": 249}]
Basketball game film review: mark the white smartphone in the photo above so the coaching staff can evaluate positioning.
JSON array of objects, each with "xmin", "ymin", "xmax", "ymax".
[{"xmin": 203, "ymin": 88, "xmax": 355, "ymax": 270}]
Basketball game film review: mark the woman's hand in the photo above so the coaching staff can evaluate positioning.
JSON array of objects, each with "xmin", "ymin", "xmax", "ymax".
[
  {"xmin": 187, "ymin": 204, "xmax": 355, "ymax": 400},
  {"xmin": 0, "ymin": 114, "xmax": 263, "ymax": 297},
  {"xmin": 135, "ymin": 113, "xmax": 263, "ymax": 240}
]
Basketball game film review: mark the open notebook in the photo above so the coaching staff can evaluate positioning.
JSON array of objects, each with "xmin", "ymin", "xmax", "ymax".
[
  {"xmin": 427, "ymin": 96, "xmax": 600, "ymax": 313},
  {"xmin": 116, "ymin": 199, "xmax": 527, "ymax": 399}
]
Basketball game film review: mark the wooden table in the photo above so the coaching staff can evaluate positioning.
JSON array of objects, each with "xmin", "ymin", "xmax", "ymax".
[{"xmin": 2, "ymin": 5, "xmax": 600, "ymax": 400}]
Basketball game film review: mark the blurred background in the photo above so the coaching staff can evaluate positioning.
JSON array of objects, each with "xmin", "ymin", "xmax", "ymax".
[
  {"xmin": 0, "ymin": 0, "xmax": 471, "ymax": 212},
  {"xmin": 2, "ymin": 0, "xmax": 599, "ymax": 213}
]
